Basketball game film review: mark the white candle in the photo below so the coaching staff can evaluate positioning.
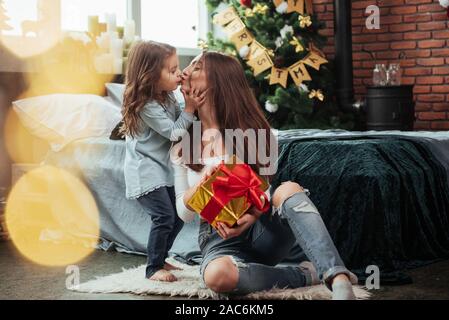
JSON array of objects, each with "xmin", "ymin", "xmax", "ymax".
[
  {"xmin": 108, "ymin": 32, "xmax": 118, "ymax": 49},
  {"xmin": 88, "ymin": 15, "xmax": 99, "ymax": 36},
  {"xmin": 113, "ymin": 58, "xmax": 123, "ymax": 74},
  {"xmin": 97, "ymin": 32, "xmax": 110, "ymax": 51},
  {"xmin": 94, "ymin": 55, "xmax": 105, "ymax": 73},
  {"xmin": 111, "ymin": 39, "xmax": 123, "ymax": 59},
  {"xmin": 103, "ymin": 53, "xmax": 114, "ymax": 74},
  {"xmin": 109, "ymin": 31, "xmax": 119, "ymax": 41},
  {"xmin": 124, "ymin": 20, "xmax": 136, "ymax": 44},
  {"xmin": 95, "ymin": 53, "xmax": 114, "ymax": 74},
  {"xmin": 96, "ymin": 35, "xmax": 104, "ymax": 50},
  {"xmin": 105, "ymin": 13, "xmax": 117, "ymax": 33}
]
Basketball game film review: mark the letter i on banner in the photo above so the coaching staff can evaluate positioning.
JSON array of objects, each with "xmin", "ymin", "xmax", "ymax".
[
  {"xmin": 247, "ymin": 41, "xmax": 266, "ymax": 60},
  {"xmin": 213, "ymin": 6, "xmax": 239, "ymax": 26},
  {"xmin": 269, "ymin": 67, "xmax": 289, "ymax": 88},
  {"xmin": 287, "ymin": 0, "xmax": 304, "ymax": 14},
  {"xmin": 248, "ymin": 51, "xmax": 273, "ymax": 76},
  {"xmin": 288, "ymin": 61, "xmax": 311, "ymax": 86}
]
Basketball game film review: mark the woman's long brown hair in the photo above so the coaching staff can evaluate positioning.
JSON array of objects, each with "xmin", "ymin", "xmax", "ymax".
[
  {"xmin": 121, "ymin": 41, "xmax": 176, "ymax": 138},
  {"xmin": 184, "ymin": 51, "xmax": 276, "ymax": 180}
]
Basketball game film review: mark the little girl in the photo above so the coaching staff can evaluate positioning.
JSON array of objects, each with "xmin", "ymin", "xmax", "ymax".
[{"xmin": 121, "ymin": 41, "xmax": 205, "ymax": 282}]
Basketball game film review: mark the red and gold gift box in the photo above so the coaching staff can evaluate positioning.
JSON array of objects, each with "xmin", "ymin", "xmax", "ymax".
[{"xmin": 187, "ymin": 157, "xmax": 270, "ymax": 229}]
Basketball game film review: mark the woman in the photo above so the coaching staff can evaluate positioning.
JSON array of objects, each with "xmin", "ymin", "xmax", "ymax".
[{"xmin": 172, "ymin": 51, "xmax": 358, "ymax": 299}]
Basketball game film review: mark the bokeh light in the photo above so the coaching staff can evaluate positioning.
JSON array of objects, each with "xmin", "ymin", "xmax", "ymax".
[
  {"xmin": 22, "ymin": 56, "xmax": 113, "ymax": 97},
  {"xmin": 0, "ymin": 0, "xmax": 61, "ymax": 58},
  {"xmin": 5, "ymin": 165, "xmax": 100, "ymax": 266},
  {"xmin": 4, "ymin": 108, "xmax": 44, "ymax": 164},
  {"xmin": 0, "ymin": 33, "xmax": 60, "ymax": 59}
]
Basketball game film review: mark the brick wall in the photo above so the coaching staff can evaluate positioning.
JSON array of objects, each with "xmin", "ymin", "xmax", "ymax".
[{"xmin": 313, "ymin": 0, "xmax": 449, "ymax": 130}]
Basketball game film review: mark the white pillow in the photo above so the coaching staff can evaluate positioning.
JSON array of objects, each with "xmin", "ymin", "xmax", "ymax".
[
  {"xmin": 105, "ymin": 83, "xmax": 125, "ymax": 107},
  {"xmin": 103, "ymin": 95, "xmax": 122, "ymax": 112},
  {"xmin": 13, "ymin": 94, "xmax": 122, "ymax": 152}
]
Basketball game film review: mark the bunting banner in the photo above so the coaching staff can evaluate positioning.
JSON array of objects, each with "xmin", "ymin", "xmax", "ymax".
[
  {"xmin": 302, "ymin": 52, "xmax": 328, "ymax": 70},
  {"xmin": 273, "ymin": 0, "xmax": 313, "ymax": 15},
  {"xmin": 247, "ymin": 50, "xmax": 273, "ymax": 76},
  {"xmin": 224, "ymin": 17, "xmax": 246, "ymax": 35},
  {"xmin": 269, "ymin": 67, "xmax": 289, "ymax": 88},
  {"xmin": 230, "ymin": 28, "xmax": 255, "ymax": 50},
  {"xmin": 288, "ymin": 60, "xmax": 312, "ymax": 86},
  {"xmin": 287, "ymin": 0, "xmax": 304, "ymax": 14},
  {"xmin": 213, "ymin": 6, "xmax": 239, "ymax": 26},
  {"xmin": 247, "ymin": 41, "xmax": 266, "ymax": 60},
  {"xmin": 211, "ymin": 3, "xmax": 328, "ymax": 88}
]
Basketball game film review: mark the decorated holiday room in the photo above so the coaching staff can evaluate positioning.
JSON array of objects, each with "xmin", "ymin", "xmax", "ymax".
[{"xmin": 0, "ymin": 0, "xmax": 449, "ymax": 302}]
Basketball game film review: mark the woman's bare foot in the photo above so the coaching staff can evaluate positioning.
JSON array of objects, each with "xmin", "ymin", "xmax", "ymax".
[
  {"xmin": 331, "ymin": 274, "xmax": 356, "ymax": 300},
  {"xmin": 164, "ymin": 262, "xmax": 182, "ymax": 271},
  {"xmin": 148, "ymin": 269, "xmax": 177, "ymax": 282}
]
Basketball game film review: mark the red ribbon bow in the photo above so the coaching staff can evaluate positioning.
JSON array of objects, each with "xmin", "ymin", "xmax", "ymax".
[{"xmin": 200, "ymin": 162, "xmax": 270, "ymax": 225}]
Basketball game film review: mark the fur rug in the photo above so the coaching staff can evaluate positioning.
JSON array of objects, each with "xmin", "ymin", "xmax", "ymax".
[{"xmin": 69, "ymin": 258, "xmax": 371, "ymax": 300}]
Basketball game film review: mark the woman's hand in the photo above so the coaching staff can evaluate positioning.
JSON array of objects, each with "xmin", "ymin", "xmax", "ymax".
[
  {"xmin": 215, "ymin": 193, "xmax": 268, "ymax": 239},
  {"xmin": 217, "ymin": 194, "xmax": 265, "ymax": 239},
  {"xmin": 246, "ymin": 202, "xmax": 267, "ymax": 219},
  {"xmin": 215, "ymin": 212, "xmax": 259, "ymax": 240},
  {"xmin": 181, "ymin": 87, "xmax": 208, "ymax": 113}
]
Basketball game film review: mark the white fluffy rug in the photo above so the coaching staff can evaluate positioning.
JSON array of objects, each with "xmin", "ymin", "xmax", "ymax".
[{"xmin": 69, "ymin": 259, "xmax": 371, "ymax": 300}]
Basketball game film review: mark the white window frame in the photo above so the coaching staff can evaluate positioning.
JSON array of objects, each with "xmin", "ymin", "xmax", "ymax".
[{"xmin": 127, "ymin": 0, "xmax": 210, "ymax": 56}]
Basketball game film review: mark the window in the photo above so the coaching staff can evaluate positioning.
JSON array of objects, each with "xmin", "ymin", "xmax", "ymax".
[
  {"xmin": 1, "ymin": 0, "xmax": 208, "ymax": 51},
  {"xmin": 2, "ymin": 0, "xmax": 38, "ymax": 36},
  {"xmin": 1, "ymin": 0, "xmax": 61, "ymax": 58},
  {"xmin": 140, "ymin": 0, "xmax": 208, "ymax": 50},
  {"xmin": 61, "ymin": 0, "xmax": 127, "ymax": 31}
]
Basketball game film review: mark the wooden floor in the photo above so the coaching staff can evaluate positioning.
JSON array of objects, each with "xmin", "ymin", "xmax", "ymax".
[{"xmin": 0, "ymin": 241, "xmax": 449, "ymax": 300}]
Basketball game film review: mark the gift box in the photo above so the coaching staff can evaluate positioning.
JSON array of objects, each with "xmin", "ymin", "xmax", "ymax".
[{"xmin": 187, "ymin": 157, "xmax": 270, "ymax": 229}]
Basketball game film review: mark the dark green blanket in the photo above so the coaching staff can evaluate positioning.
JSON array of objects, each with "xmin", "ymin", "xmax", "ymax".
[{"xmin": 272, "ymin": 136, "xmax": 449, "ymax": 281}]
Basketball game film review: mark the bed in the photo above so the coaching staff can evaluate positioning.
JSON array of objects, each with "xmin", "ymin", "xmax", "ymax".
[
  {"xmin": 273, "ymin": 130, "xmax": 449, "ymax": 281},
  {"xmin": 42, "ymin": 129, "xmax": 449, "ymax": 282}
]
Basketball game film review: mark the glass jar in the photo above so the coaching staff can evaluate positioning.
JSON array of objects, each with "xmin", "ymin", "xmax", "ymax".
[
  {"xmin": 387, "ymin": 63, "xmax": 401, "ymax": 86},
  {"xmin": 373, "ymin": 63, "xmax": 388, "ymax": 86}
]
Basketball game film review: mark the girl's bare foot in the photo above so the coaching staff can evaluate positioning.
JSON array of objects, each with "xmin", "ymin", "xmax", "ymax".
[
  {"xmin": 148, "ymin": 269, "xmax": 177, "ymax": 282},
  {"xmin": 164, "ymin": 262, "xmax": 182, "ymax": 271}
]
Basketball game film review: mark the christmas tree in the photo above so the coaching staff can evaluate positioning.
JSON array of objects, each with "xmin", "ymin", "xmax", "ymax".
[
  {"xmin": 0, "ymin": 0, "xmax": 13, "ymax": 35},
  {"xmin": 204, "ymin": 0, "xmax": 355, "ymax": 129}
]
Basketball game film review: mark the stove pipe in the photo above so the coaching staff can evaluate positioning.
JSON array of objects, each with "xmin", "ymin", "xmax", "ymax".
[{"xmin": 333, "ymin": 0, "xmax": 355, "ymax": 111}]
